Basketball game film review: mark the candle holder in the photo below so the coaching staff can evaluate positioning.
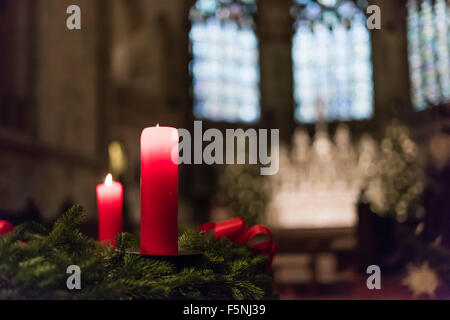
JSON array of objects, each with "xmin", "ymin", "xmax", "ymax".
[{"xmin": 121, "ymin": 249, "xmax": 203, "ymax": 270}]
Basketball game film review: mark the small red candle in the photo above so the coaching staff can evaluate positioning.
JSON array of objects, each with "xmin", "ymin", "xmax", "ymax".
[
  {"xmin": 96, "ymin": 174, "xmax": 123, "ymax": 247},
  {"xmin": 141, "ymin": 125, "xmax": 178, "ymax": 255}
]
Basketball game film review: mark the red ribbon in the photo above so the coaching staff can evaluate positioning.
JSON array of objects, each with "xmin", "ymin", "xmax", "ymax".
[
  {"xmin": 0, "ymin": 220, "xmax": 14, "ymax": 235},
  {"xmin": 200, "ymin": 217, "xmax": 276, "ymax": 269}
]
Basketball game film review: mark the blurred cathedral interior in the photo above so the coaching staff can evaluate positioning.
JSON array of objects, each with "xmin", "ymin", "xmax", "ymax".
[{"xmin": 1, "ymin": 0, "xmax": 450, "ymax": 299}]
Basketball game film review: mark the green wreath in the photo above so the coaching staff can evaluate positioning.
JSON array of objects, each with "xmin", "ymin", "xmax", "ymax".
[{"xmin": 0, "ymin": 206, "xmax": 274, "ymax": 300}]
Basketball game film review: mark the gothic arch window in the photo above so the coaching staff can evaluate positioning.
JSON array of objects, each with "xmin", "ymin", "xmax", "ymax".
[
  {"xmin": 407, "ymin": 0, "xmax": 450, "ymax": 111},
  {"xmin": 189, "ymin": 0, "xmax": 260, "ymax": 123},
  {"xmin": 292, "ymin": 0, "xmax": 374, "ymax": 123}
]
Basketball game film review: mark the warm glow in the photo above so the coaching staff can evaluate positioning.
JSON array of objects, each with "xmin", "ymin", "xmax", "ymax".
[
  {"xmin": 156, "ymin": 123, "xmax": 159, "ymax": 127},
  {"xmin": 105, "ymin": 173, "xmax": 113, "ymax": 187},
  {"xmin": 108, "ymin": 141, "xmax": 127, "ymax": 176}
]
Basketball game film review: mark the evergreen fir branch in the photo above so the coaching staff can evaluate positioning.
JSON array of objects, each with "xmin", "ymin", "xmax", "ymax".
[{"xmin": 0, "ymin": 205, "xmax": 274, "ymax": 300}]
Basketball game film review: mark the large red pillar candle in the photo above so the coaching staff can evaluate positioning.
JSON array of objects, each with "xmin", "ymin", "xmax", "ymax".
[
  {"xmin": 140, "ymin": 125, "xmax": 178, "ymax": 255},
  {"xmin": 96, "ymin": 174, "xmax": 123, "ymax": 247}
]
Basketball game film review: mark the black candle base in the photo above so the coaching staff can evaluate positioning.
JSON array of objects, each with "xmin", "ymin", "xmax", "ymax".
[{"xmin": 122, "ymin": 249, "xmax": 203, "ymax": 269}]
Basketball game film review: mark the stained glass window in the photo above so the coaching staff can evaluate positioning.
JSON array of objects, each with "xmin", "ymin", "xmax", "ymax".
[
  {"xmin": 189, "ymin": 0, "xmax": 260, "ymax": 123},
  {"xmin": 292, "ymin": 0, "xmax": 374, "ymax": 123},
  {"xmin": 407, "ymin": 0, "xmax": 450, "ymax": 111}
]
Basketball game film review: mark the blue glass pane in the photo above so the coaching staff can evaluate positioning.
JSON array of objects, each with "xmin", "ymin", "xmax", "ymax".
[
  {"xmin": 292, "ymin": 1, "xmax": 374, "ymax": 123},
  {"xmin": 407, "ymin": 0, "xmax": 450, "ymax": 111},
  {"xmin": 190, "ymin": 0, "xmax": 260, "ymax": 123}
]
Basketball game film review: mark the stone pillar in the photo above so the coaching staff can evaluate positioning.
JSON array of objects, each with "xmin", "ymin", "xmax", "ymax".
[
  {"xmin": 370, "ymin": 0, "xmax": 411, "ymax": 126},
  {"xmin": 0, "ymin": 0, "xmax": 106, "ymax": 223},
  {"xmin": 35, "ymin": 0, "xmax": 99, "ymax": 156},
  {"xmin": 258, "ymin": 0, "xmax": 295, "ymax": 143}
]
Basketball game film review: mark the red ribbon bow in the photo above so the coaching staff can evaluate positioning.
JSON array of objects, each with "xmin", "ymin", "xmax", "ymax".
[
  {"xmin": 0, "ymin": 220, "xmax": 14, "ymax": 235},
  {"xmin": 200, "ymin": 217, "xmax": 276, "ymax": 269}
]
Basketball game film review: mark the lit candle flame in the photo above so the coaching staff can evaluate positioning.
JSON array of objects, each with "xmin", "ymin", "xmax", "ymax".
[
  {"xmin": 156, "ymin": 123, "xmax": 159, "ymax": 127},
  {"xmin": 105, "ymin": 173, "xmax": 113, "ymax": 187}
]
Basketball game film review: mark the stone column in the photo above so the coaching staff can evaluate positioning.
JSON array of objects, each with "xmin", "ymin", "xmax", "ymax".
[
  {"xmin": 258, "ymin": 0, "xmax": 295, "ymax": 143},
  {"xmin": 2, "ymin": 0, "xmax": 105, "ymax": 223},
  {"xmin": 370, "ymin": 0, "xmax": 411, "ymax": 126}
]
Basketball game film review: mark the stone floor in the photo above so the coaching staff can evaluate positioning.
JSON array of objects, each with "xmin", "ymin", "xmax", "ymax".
[{"xmin": 275, "ymin": 274, "xmax": 448, "ymax": 300}]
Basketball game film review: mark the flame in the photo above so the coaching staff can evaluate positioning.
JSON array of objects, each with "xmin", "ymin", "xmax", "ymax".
[
  {"xmin": 105, "ymin": 173, "xmax": 113, "ymax": 187},
  {"xmin": 156, "ymin": 123, "xmax": 159, "ymax": 127}
]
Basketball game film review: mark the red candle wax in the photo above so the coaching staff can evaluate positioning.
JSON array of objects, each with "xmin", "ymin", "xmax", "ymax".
[
  {"xmin": 96, "ymin": 174, "xmax": 123, "ymax": 247},
  {"xmin": 140, "ymin": 125, "xmax": 178, "ymax": 255},
  {"xmin": 0, "ymin": 220, "xmax": 14, "ymax": 235}
]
